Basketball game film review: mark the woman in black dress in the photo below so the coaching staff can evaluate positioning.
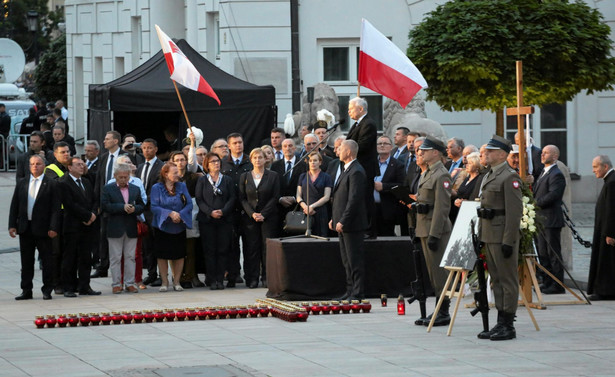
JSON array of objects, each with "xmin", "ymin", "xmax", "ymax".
[
  {"xmin": 239, "ymin": 148, "xmax": 280, "ymax": 288},
  {"xmin": 296, "ymin": 151, "xmax": 333, "ymax": 236},
  {"xmin": 451, "ymin": 152, "xmax": 482, "ymax": 222}
]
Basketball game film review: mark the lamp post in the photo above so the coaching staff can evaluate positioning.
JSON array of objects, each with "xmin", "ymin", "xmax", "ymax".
[{"xmin": 26, "ymin": 10, "xmax": 39, "ymax": 64}]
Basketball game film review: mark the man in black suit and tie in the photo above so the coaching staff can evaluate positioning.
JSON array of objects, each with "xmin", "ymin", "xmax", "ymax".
[
  {"xmin": 392, "ymin": 127, "xmax": 410, "ymax": 160},
  {"xmin": 83, "ymin": 140, "xmax": 101, "ymax": 268},
  {"xmin": 135, "ymin": 138, "xmax": 164, "ymax": 286},
  {"xmin": 92, "ymin": 130, "xmax": 126, "ymax": 278},
  {"xmin": 59, "ymin": 157, "xmax": 101, "ymax": 297},
  {"xmin": 347, "ymin": 97, "xmax": 378, "ymax": 238},
  {"xmin": 329, "ymin": 140, "xmax": 368, "ymax": 300},
  {"xmin": 533, "ymin": 145, "xmax": 566, "ymax": 294},
  {"xmin": 373, "ymin": 136, "xmax": 406, "ymax": 236},
  {"xmin": 221, "ymin": 132, "xmax": 253, "ymax": 287},
  {"xmin": 271, "ymin": 138, "xmax": 307, "ymax": 233},
  {"xmin": 9, "ymin": 155, "xmax": 61, "ymax": 300}
]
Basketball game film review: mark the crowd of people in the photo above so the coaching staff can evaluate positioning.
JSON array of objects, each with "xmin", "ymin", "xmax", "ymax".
[{"xmin": 7, "ymin": 96, "xmax": 615, "ymax": 342}]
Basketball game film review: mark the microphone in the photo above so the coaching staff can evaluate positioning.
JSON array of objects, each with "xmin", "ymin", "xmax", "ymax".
[{"xmin": 326, "ymin": 119, "xmax": 345, "ymax": 132}]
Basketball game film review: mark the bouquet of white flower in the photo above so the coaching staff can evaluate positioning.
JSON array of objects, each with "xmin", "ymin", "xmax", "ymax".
[{"xmin": 519, "ymin": 185, "xmax": 540, "ymax": 259}]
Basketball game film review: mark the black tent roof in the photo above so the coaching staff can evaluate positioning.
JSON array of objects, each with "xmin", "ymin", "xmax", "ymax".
[{"xmin": 89, "ymin": 39, "xmax": 275, "ymax": 111}]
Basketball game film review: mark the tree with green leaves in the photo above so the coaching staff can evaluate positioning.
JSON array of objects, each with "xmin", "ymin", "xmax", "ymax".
[
  {"xmin": 34, "ymin": 34, "xmax": 66, "ymax": 102},
  {"xmin": 407, "ymin": 0, "xmax": 615, "ymax": 133}
]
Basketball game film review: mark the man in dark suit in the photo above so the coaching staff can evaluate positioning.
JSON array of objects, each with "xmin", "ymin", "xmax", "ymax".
[
  {"xmin": 135, "ymin": 138, "xmax": 164, "ymax": 286},
  {"xmin": 9, "ymin": 155, "xmax": 61, "ymax": 300},
  {"xmin": 392, "ymin": 127, "xmax": 410, "ymax": 160},
  {"xmin": 313, "ymin": 122, "xmax": 337, "ymax": 159},
  {"xmin": 329, "ymin": 140, "xmax": 368, "ymax": 300},
  {"xmin": 82, "ymin": 140, "xmax": 101, "ymax": 269},
  {"xmin": 445, "ymin": 137, "xmax": 465, "ymax": 180},
  {"xmin": 587, "ymin": 155, "xmax": 615, "ymax": 301},
  {"xmin": 59, "ymin": 157, "xmax": 101, "ymax": 297},
  {"xmin": 347, "ymin": 97, "xmax": 378, "ymax": 238},
  {"xmin": 399, "ymin": 133, "xmax": 422, "ymax": 236},
  {"xmin": 373, "ymin": 136, "xmax": 405, "ymax": 236},
  {"xmin": 102, "ymin": 164, "xmax": 145, "ymax": 294},
  {"xmin": 91, "ymin": 130, "xmax": 127, "ymax": 278},
  {"xmin": 16, "ymin": 131, "xmax": 53, "ymax": 180},
  {"xmin": 533, "ymin": 145, "xmax": 566, "ymax": 294},
  {"xmin": 271, "ymin": 138, "xmax": 307, "ymax": 233},
  {"xmin": 221, "ymin": 132, "xmax": 253, "ymax": 287}
]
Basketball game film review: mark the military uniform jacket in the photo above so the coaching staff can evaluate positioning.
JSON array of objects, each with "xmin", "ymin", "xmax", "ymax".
[
  {"xmin": 478, "ymin": 161, "xmax": 523, "ymax": 246},
  {"xmin": 415, "ymin": 160, "xmax": 452, "ymax": 239}
]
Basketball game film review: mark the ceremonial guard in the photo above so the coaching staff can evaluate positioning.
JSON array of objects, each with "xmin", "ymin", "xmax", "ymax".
[
  {"xmin": 414, "ymin": 137, "xmax": 452, "ymax": 326},
  {"xmin": 477, "ymin": 135, "xmax": 523, "ymax": 340}
]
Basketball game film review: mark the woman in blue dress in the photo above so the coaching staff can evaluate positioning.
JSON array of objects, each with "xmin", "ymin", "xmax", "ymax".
[{"xmin": 296, "ymin": 151, "xmax": 333, "ymax": 237}]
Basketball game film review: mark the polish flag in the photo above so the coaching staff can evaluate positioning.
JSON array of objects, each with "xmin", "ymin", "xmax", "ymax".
[
  {"xmin": 155, "ymin": 25, "xmax": 221, "ymax": 105},
  {"xmin": 358, "ymin": 19, "xmax": 427, "ymax": 108}
]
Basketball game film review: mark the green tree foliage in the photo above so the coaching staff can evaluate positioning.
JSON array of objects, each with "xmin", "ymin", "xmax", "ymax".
[
  {"xmin": 0, "ymin": 0, "xmax": 63, "ymax": 62},
  {"xmin": 407, "ymin": 0, "xmax": 615, "ymax": 112},
  {"xmin": 34, "ymin": 34, "xmax": 66, "ymax": 101}
]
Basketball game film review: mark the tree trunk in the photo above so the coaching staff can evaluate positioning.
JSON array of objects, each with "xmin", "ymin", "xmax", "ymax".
[{"xmin": 496, "ymin": 108, "xmax": 504, "ymax": 136}]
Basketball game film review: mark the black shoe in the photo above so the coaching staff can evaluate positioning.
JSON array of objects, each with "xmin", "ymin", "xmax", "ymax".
[
  {"xmin": 54, "ymin": 288, "xmax": 64, "ymax": 295},
  {"xmin": 210, "ymin": 284, "xmax": 218, "ymax": 290},
  {"xmin": 415, "ymin": 315, "xmax": 430, "ymax": 326},
  {"xmin": 226, "ymin": 281, "xmax": 236, "ymax": 288},
  {"xmin": 15, "ymin": 291, "xmax": 33, "ymax": 300},
  {"xmin": 143, "ymin": 275, "xmax": 157, "ymax": 285},
  {"xmin": 248, "ymin": 281, "xmax": 258, "ymax": 289},
  {"xmin": 216, "ymin": 282, "xmax": 224, "ymax": 290},
  {"xmin": 542, "ymin": 285, "xmax": 565, "ymax": 294},
  {"xmin": 364, "ymin": 233, "xmax": 377, "ymax": 240},
  {"xmin": 192, "ymin": 278, "xmax": 205, "ymax": 288},
  {"xmin": 149, "ymin": 278, "xmax": 162, "ymax": 287},
  {"xmin": 235, "ymin": 276, "xmax": 244, "ymax": 284},
  {"xmin": 261, "ymin": 280, "xmax": 268, "ymax": 288},
  {"xmin": 334, "ymin": 292, "xmax": 350, "ymax": 301},
  {"xmin": 424, "ymin": 297, "xmax": 451, "ymax": 327},
  {"xmin": 63, "ymin": 291, "xmax": 77, "ymax": 298},
  {"xmin": 490, "ymin": 312, "xmax": 516, "ymax": 341},
  {"xmin": 180, "ymin": 281, "xmax": 193, "ymax": 289},
  {"xmin": 90, "ymin": 270, "xmax": 108, "ymax": 278},
  {"xmin": 42, "ymin": 292, "xmax": 52, "ymax": 300},
  {"xmin": 79, "ymin": 288, "xmax": 101, "ymax": 296}
]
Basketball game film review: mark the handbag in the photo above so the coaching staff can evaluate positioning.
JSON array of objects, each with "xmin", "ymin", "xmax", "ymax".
[{"xmin": 283, "ymin": 204, "xmax": 308, "ymax": 234}]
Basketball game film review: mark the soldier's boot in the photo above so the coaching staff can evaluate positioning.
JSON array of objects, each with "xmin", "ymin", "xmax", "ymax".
[
  {"xmin": 478, "ymin": 311, "xmax": 504, "ymax": 339},
  {"xmin": 425, "ymin": 297, "xmax": 451, "ymax": 327},
  {"xmin": 490, "ymin": 311, "xmax": 516, "ymax": 341},
  {"xmin": 415, "ymin": 313, "xmax": 431, "ymax": 326}
]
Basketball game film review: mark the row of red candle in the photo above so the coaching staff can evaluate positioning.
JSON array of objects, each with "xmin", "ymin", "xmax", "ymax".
[
  {"xmin": 269, "ymin": 306, "xmax": 309, "ymax": 322},
  {"xmin": 299, "ymin": 300, "xmax": 371, "ymax": 315},
  {"xmin": 34, "ymin": 305, "xmax": 273, "ymax": 328}
]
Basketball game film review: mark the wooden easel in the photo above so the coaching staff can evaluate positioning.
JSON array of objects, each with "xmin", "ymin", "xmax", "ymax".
[
  {"xmin": 427, "ymin": 266, "xmax": 468, "ymax": 336},
  {"xmin": 521, "ymin": 255, "xmax": 588, "ymax": 307}
]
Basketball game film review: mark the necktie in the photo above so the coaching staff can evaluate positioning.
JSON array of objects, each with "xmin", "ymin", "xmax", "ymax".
[
  {"xmin": 393, "ymin": 149, "xmax": 401, "ymax": 159},
  {"xmin": 235, "ymin": 159, "xmax": 240, "ymax": 167},
  {"xmin": 27, "ymin": 177, "xmax": 38, "ymax": 220},
  {"xmin": 539, "ymin": 169, "xmax": 547, "ymax": 180},
  {"xmin": 478, "ymin": 169, "xmax": 492, "ymax": 197},
  {"xmin": 142, "ymin": 161, "xmax": 150, "ymax": 184},
  {"xmin": 286, "ymin": 161, "xmax": 292, "ymax": 183},
  {"xmin": 107, "ymin": 154, "xmax": 114, "ymax": 183},
  {"xmin": 76, "ymin": 178, "xmax": 85, "ymax": 191},
  {"xmin": 87, "ymin": 160, "xmax": 92, "ymax": 169},
  {"xmin": 276, "ymin": 151, "xmax": 282, "ymax": 160}
]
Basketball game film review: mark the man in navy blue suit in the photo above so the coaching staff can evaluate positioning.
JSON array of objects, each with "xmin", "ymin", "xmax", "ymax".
[
  {"xmin": 329, "ymin": 140, "xmax": 368, "ymax": 300},
  {"xmin": 532, "ymin": 145, "xmax": 566, "ymax": 294}
]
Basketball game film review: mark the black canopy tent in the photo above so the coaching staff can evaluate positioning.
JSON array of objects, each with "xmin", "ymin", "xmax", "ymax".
[{"xmin": 88, "ymin": 39, "xmax": 276, "ymax": 152}]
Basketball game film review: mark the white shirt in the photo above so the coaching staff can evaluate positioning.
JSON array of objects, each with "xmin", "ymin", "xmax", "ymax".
[
  {"xmin": 27, "ymin": 175, "xmax": 43, "ymax": 220},
  {"xmin": 141, "ymin": 156, "xmax": 158, "ymax": 183},
  {"xmin": 105, "ymin": 148, "xmax": 121, "ymax": 181}
]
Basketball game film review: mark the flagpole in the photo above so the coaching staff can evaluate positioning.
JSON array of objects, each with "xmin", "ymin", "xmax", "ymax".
[
  {"xmin": 172, "ymin": 80, "xmax": 193, "ymax": 131},
  {"xmin": 357, "ymin": 82, "xmax": 361, "ymax": 97}
]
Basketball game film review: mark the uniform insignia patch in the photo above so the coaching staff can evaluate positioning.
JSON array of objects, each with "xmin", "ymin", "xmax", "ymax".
[
  {"xmin": 443, "ymin": 181, "xmax": 450, "ymax": 189},
  {"xmin": 512, "ymin": 181, "xmax": 520, "ymax": 189}
]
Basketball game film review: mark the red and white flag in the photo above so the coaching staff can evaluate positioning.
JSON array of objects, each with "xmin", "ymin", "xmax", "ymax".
[
  {"xmin": 358, "ymin": 19, "xmax": 427, "ymax": 108},
  {"xmin": 155, "ymin": 25, "xmax": 221, "ymax": 105}
]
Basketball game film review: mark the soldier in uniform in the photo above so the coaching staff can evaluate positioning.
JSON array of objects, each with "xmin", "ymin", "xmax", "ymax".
[
  {"xmin": 413, "ymin": 137, "xmax": 453, "ymax": 326},
  {"xmin": 477, "ymin": 135, "xmax": 523, "ymax": 340}
]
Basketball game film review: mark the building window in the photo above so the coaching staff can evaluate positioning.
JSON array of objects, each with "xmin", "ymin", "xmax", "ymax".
[
  {"xmin": 540, "ymin": 103, "xmax": 567, "ymax": 164},
  {"xmin": 323, "ymin": 47, "xmax": 349, "ymax": 81}
]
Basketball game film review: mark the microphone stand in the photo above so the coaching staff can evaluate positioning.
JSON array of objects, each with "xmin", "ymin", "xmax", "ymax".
[{"xmin": 282, "ymin": 121, "xmax": 343, "ymax": 241}]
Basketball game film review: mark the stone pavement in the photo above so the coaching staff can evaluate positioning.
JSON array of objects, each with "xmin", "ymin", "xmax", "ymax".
[{"xmin": 1, "ymin": 172, "xmax": 614, "ymax": 377}]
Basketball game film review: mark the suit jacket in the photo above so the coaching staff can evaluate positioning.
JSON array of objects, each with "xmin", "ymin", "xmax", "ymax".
[
  {"xmin": 9, "ymin": 175, "xmax": 61, "ymax": 238},
  {"xmin": 533, "ymin": 165, "xmax": 565, "ymax": 228},
  {"xmin": 400, "ymin": 153, "xmax": 419, "ymax": 190},
  {"xmin": 588, "ymin": 170, "xmax": 615, "ymax": 295},
  {"xmin": 530, "ymin": 145, "xmax": 544, "ymax": 181},
  {"xmin": 101, "ymin": 183, "xmax": 145, "ymax": 238},
  {"xmin": 376, "ymin": 157, "xmax": 406, "ymax": 221},
  {"xmin": 195, "ymin": 174, "xmax": 236, "ymax": 224},
  {"xmin": 83, "ymin": 158, "xmax": 100, "ymax": 187},
  {"xmin": 135, "ymin": 158, "xmax": 164, "ymax": 197},
  {"xmin": 415, "ymin": 161, "xmax": 452, "ymax": 239},
  {"xmin": 271, "ymin": 158, "xmax": 307, "ymax": 197},
  {"xmin": 320, "ymin": 145, "xmax": 336, "ymax": 159},
  {"xmin": 239, "ymin": 170, "xmax": 280, "ymax": 220},
  {"xmin": 347, "ymin": 116, "xmax": 378, "ymax": 179},
  {"xmin": 331, "ymin": 160, "xmax": 368, "ymax": 232},
  {"xmin": 59, "ymin": 174, "xmax": 97, "ymax": 234},
  {"xmin": 95, "ymin": 150, "xmax": 128, "ymax": 205},
  {"xmin": 393, "ymin": 146, "xmax": 408, "ymax": 160},
  {"xmin": 327, "ymin": 158, "xmax": 343, "ymax": 186},
  {"xmin": 478, "ymin": 161, "xmax": 523, "ymax": 246},
  {"xmin": 222, "ymin": 154, "xmax": 253, "ymax": 210}
]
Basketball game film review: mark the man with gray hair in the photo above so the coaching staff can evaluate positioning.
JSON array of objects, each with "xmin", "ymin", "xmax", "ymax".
[
  {"xmin": 446, "ymin": 137, "xmax": 465, "ymax": 175},
  {"xmin": 329, "ymin": 139, "xmax": 368, "ymax": 300},
  {"xmin": 588, "ymin": 155, "xmax": 615, "ymax": 300}
]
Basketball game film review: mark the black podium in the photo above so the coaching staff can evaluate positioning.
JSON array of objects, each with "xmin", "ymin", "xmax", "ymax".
[{"xmin": 266, "ymin": 237, "xmax": 432, "ymax": 300}]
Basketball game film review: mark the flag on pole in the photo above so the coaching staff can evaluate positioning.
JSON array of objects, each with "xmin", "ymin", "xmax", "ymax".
[
  {"xmin": 155, "ymin": 25, "xmax": 221, "ymax": 105},
  {"xmin": 358, "ymin": 19, "xmax": 427, "ymax": 108}
]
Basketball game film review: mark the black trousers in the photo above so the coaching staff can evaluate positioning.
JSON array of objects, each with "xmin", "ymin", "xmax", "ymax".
[
  {"xmin": 374, "ymin": 203, "xmax": 396, "ymax": 237},
  {"xmin": 200, "ymin": 220, "xmax": 232, "ymax": 284},
  {"xmin": 242, "ymin": 215, "xmax": 278, "ymax": 285},
  {"xmin": 227, "ymin": 211, "xmax": 245, "ymax": 280},
  {"xmin": 537, "ymin": 227, "xmax": 563, "ymax": 285},
  {"xmin": 339, "ymin": 230, "xmax": 365, "ymax": 298},
  {"xmin": 62, "ymin": 229, "xmax": 94, "ymax": 292},
  {"xmin": 142, "ymin": 224, "xmax": 158, "ymax": 279},
  {"xmin": 19, "ymin": 225, "xmax": 53, "ymax": 294},
  {"xmin": 89, "ymin": 217, "xmax": 101, "ymax": 267},
  {"xmin": 51, "ymin": 233, "xmax": 63, "ymax": 288}
]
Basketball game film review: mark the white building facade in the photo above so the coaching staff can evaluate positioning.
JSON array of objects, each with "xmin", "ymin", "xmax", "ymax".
[{"xmin": 64, "ymin": 0, "xmax": 615, "ymax": 201}]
